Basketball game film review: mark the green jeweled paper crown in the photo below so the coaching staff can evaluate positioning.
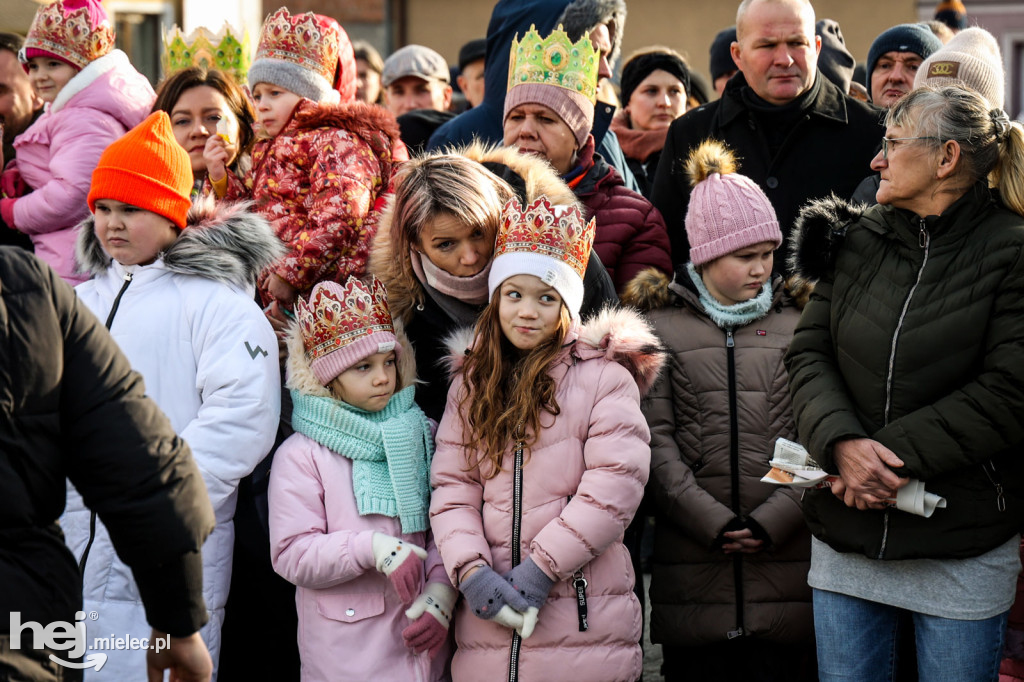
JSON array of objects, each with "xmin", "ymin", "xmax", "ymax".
[
  {"xmin": 507, "ymin": 24, "xmax": 599, "ymax": 103},
  {"xmin": 163, "ymin": 23, "xmax": 251, "ymax": 84}
]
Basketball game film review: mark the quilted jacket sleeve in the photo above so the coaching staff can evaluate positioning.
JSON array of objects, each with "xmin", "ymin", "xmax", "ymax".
[
  {"xmin": 429, "ymin": 376, "xmax": 493, "ymax": 586},
  {"xmin": 268, "ymin": 435, "xmax": 377, "ymax": 588},
  {"xmin": 274, "ymin": 128, "xmax": 385, "ymax": 292},
  {"xmin": 612, "ymin": 197, "xmax": 673, "ymax": 292},
  {"xmin": 529, "ymin": 362, "xmax": 650, "ymax": 580}
]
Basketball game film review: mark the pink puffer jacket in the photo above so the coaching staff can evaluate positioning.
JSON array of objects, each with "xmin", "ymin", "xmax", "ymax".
[
  {"xmin": 11, "ymin": 50, "xmax": 154, "ymax": 284},
  {"xmin": 430, "ymin": 307, "xmax": 664, "ymax": 682}
]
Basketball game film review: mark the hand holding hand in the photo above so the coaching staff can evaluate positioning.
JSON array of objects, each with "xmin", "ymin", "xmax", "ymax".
[
  {"xmin": 459, "ymin": 565, "xmax": 530, "ymax": 631},
  {"xmin": 833, "ymin": 438, "xmax": 909, "ymax": 510},
  {"xmin": 503, "ymin": 558, "xmax": 555, "ymax": 610},
  {"xmin": 721, "ymin": 527, "xmax": 765, "ymax": 554},
  {"xmin": 371, "ymin": 533, "xmax": 427, "ymax": 605},
  {"xmin": 402, "ymin": 582, "xmax": 457, "ymax": 659},
  {"xmin": 145, "ymin": 630, "xmax": 212, "ymax": 682}
]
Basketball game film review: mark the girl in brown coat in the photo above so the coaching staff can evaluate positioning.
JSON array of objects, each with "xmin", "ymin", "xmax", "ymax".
[{"xmin": 623, "ymin": 140, "xmax": 814, "ymax": 682}]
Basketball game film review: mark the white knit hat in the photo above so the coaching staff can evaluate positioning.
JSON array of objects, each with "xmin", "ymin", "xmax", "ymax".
[{"xmin": 914, "ymin": 27, "xmax": 1005, "ymax": 108}]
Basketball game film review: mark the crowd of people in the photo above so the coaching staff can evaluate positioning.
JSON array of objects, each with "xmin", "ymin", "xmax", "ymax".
[{"xmin": 1, "ymin": 0, "xmax": 1023, "ymax": 680}]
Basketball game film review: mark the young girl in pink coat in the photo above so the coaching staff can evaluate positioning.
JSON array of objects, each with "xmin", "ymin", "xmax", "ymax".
[
  {"xmin": 0, "ymin": 0, "xmax": 154, "ymax": 284},
  {"xmin": 430, "ymin": 196, "xmax": 665, "ymax": 682},
  {"xmin": 269, "ymin": 275, "xmax": 455, "ymax": 682}
]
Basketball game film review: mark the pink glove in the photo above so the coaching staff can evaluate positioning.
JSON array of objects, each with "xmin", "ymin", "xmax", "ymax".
[
  {"xmin": 0, "ymin": 198, "xmax": 16, "ymax": 229},
  {"xmin": 0, "ymin": 167, "xmax": 26, "ymax": 199},
  {"xmin": 402, "ymin": 583, "xmax": 456, "ymax": 660},
  {"xmin": 371, "ymin": 533, "xmax": 427, "ymax": 605}
]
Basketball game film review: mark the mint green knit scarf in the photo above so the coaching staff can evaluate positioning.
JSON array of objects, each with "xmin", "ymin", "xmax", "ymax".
[
  {"xmin": 687, "ymin": 263, "xmax": 773, "ymax": 330},
  {"xmin": 290, "ymin": 386, "xmax": 434, "ymax": 533}
]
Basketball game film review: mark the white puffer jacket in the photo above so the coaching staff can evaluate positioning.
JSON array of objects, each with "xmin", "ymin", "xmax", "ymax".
[{"xmin": 61, "ymin": 198, "xmax": 284, "ymax": 680}]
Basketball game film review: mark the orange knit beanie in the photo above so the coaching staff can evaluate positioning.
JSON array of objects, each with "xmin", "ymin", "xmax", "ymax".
[{"xmin": 88, "ymin": 111, "xmax": 193, "ymax": 228}]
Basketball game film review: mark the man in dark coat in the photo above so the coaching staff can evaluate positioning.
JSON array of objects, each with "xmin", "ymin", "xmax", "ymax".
[
  {"xmin": 0, "ymin": 248, "xmax": 215, "ymax": 681},
  {"xmin": 650, "ymin": 0, "xmax": 883, "ymax": 269}
]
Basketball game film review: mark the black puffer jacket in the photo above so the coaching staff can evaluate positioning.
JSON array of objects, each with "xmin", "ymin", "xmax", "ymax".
[
  {"xmin": 0, "ymin": 248, "xmax": 214, "ymax": 636},
  {"xmin": 785, "ymin": 186, "xmax": 1024, "ymax": 560}
]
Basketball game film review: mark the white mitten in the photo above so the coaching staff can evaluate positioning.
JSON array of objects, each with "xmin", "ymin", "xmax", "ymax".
[
  {"xmin": 402, "ymin": 583, "xmax": 458, "ymax": 659},
  {"xmin": 371, "ymin": 533, "xmax": 427, "ymax": 605}
]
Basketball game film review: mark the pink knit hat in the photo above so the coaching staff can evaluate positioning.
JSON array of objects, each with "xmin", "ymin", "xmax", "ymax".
[
  {"xmin": 685, "ymin": 140, "xmax": 781, "ymax": 266},
  {"xmin": 295, "ymin": 277, "xmax": 400, "ymax": 386}
]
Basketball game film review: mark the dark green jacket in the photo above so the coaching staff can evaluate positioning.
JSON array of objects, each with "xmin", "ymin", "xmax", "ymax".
[
  {"xmin": 0, "ymin": 248, "xmax": 215, "ymax": 635},
  {"xmin": 785, "ymin": 186, "xmax": 1024, "ymax": 560}
]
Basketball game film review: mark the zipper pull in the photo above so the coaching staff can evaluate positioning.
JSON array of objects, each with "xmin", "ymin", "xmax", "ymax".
[
  {"xmin": 572, "ymin": 570, "xmax": 589, "ymax": 632},
  {"xmin": 918, "ymin": 219, "xmax": 928, "ymax": 249},
  {"xmin": 726, "ymin": 330, "xmax": 735, "ymax": 348},
  {"xmin": 727, "ymin": 627, "xmax": 744, "ymax": 639},
  {"xmin": 996, "ymin": 483, "xmax": 1007, "ymax": 512}
]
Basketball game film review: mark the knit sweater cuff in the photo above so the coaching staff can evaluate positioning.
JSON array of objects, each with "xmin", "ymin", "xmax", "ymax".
[{"xmin": 134, "ymin": 550, "xmax": 208, "ymax": 637}]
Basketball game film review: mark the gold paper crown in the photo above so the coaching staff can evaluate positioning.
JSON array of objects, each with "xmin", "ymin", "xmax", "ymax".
[
  {"xmin": 24, "ymin": 0, "xmax": 115, "ymax": 70},
  {"xmin": 163, "ymin": 24, "xmax": 251, "ymax": 84},
  {"xmin": 495, "ymin": 196, "xmax": 595, "ymax": 280},
  {"xmin": 255, "ymin": 7, "xmax": 340, "ymax": 84},
  {"xmin": 296, "ymin": 276, "xmax": 395, "ymax": 364},
  {"xmin": 507, "ymin": 24, "xmax": 599, "ymax": 103}
]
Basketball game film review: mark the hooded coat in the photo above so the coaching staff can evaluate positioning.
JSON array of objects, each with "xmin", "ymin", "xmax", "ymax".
[
  {"xmin": 0, "ymin": 247, "xmax": 213, "ymax": 642},
  {"xmin": 785, "ymin": 187, "xmax": 1024, "ymax": 561},
  {"xmin": 366, "ymin": 142, "xmax": 618, "ymax": 421},
  {"xmin": 8, "ymin": 50, "xmax": 154, "ymax": 284},
  {"xmin": 430, "ymin": 307, "xmax": 665, "ymax": 682},
  {"xmin": 426, "ymin": 0, "xmax": 640, "ymax": 194},
  {"xmin": 220, "ymin": 99, "xmax": 403, "ymax": 304},
  {"xmin": 268, "ymin": 322, "xmax": 451, "ymax": 682},
  {"xmin": 63, "ymin": 199, "xmax": 283, "ymax": 678},
  {"xmin": 650, "ymin": 72, "xmax": 883, "ymax": 268},
  {"xmin": 623, "ymin": 269, "xmax": 811, "ymax": 646},
  {"xmin": 572, "ymin": 139, "xmax": 672, "ymax": 292}
]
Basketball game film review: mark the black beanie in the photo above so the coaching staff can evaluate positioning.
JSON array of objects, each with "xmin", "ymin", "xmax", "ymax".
[
  {"xmin": 620, "ymin": 51, "xmax": 692, "ymax": 106},
  {"xmin": 867, "ymin": 23, "xmax": 943, "ymax": 82},
  {"xmin": 709, "ymin": 26, "xmax": 737, "ymax": 81},
  {"xmin": 816, "ymin": 19, "xmax": 856, "ymax": 94}
]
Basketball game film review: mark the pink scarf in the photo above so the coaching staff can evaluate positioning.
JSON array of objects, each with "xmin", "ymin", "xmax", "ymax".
[{"xmin": 409, "ymin": 249, "xmax": 492, "ymax": 305}]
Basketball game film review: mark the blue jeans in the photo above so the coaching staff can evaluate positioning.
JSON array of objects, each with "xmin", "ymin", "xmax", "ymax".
[{"xmin": 814, "ymin": 589, "xmax": 1007, "ymax": 682}]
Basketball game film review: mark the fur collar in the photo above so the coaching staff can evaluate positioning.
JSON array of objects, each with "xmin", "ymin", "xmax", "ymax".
[
  {"xmin": 442, "ymin": 306, "xmax": 665, "ymax": 397},
  {"xmin": 367, "ymin": 140, "xmax": 581, "ymax": 324},
  {"xmin": 787, "ymin": 194, "xmax": 865, "ymax": 283},
  {"xmin": 51, "ymin": 50, "xmax": 128, "ymax": 113},
  {"xmin": 75, "ymin": 196, "xmax": 285, "ymax": 286},
  {"xmin": 285, "ymin": 318, "xmax": 419, "ymax": 399}
]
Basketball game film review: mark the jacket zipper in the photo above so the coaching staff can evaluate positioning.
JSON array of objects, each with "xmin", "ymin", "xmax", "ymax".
[
  {"xmin": 508, "ymin": 439, "xmax": 524, "ymax": 682},
  {"xmin": 982, "ymin": 461, "xmax": 1007, "ymax": 512},
  {"xmin": 81, "ymin": 270, "xmax": 134, "ymax": 574},
  {"xmin": 878, "ymin": 219, "xmax": 930, "ymax": 559},
  {"xmin": 725, "ymin": 329, "xmax": 745, "ymax": 639}
]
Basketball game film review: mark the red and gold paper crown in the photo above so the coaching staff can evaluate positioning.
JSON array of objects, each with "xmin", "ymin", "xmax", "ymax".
[
  {"xmin": 255, "ymin": 7, "xmax": 340, "ymax": 85},
  {"xmin": 23, "ymin": 0, "xmax": 115, "ymax": 70},
  {"xmin": 494, "ymin": 196, "xmax": 595, "ymax": 281},
  {"xmin": 296, "ymin": 276, "xmax": 395, "ymax": 365}
]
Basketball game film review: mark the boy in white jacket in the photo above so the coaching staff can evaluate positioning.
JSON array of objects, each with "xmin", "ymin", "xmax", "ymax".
[{"xmin": 63, "ymin": 110, "xmax": 282, "ymax": 679}]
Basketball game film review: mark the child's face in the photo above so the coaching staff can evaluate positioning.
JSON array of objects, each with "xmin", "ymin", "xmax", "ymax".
[
  {"xmin": 251, "ymin": 82, "xmax": 302, "ymax": 138},
  {"xmin": 170, "ymin": 85, "xmax": 240, "ymax": 175},
  {"xmin": 26, "ymin": 57, "xmax": 77, "ymax": 104},
  {"xmin": 498, "ymin": 274, "xmax": 564, "ymax": 351},
  {"xmin": 93, "ymin": 199, "xmax": 179, "ymax": 266},
  {"xmin": 417, "ymin": 214, "xmax": 494, "ymax": 277},
  {"xmin": 700, "ymin": 241, "xmax": 775, "ymax": 306},
  {"xmin": 328, "ymin": 351, "xmax": 397, "ymax": 411}
]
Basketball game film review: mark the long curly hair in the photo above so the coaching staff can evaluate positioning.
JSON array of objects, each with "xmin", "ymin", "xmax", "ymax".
[{"xmin": 456, "ymin": 289, "xmax": 572, "ymax": 478}]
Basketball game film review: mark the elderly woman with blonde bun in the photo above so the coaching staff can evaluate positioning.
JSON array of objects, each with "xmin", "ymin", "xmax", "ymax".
[{"xmin": 787, "ymin": 85, "xmax": 1024, "ymax": 680}]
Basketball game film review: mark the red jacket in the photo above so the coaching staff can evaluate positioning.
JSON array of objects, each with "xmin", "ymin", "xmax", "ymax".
[{"xmin": 224, "ymin": 99, "xmax": 403, "ymax": 302}]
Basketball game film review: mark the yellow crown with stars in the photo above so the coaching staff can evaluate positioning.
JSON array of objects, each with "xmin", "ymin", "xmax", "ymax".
[
  {"xmin": 163, "ymin": 23, "xmax": 251, "ymax": 84},
  {"xmin": 507, "ymin": 24, "xmax": 599, "ymax": 104},
  {"xmin": 23, "ymin": 0, "xmax": 114, "ymax": 70},
  {"xmin": 494, "ymin": 196, "xmax": 595, "ymax": 281}
]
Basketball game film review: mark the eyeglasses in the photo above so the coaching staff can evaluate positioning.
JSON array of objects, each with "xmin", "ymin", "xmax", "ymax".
[{"xmin": 881, "ymin": 136, "xmax": 940, "ymax": 160}]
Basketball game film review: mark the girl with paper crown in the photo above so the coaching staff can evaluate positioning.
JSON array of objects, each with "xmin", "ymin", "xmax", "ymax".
[{"xmin": 430, "ymin": 194, "xmax": 665, "ymax": 681}]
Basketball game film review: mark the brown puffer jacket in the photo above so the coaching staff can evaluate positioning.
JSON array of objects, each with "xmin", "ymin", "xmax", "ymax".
[{"xmin": 624, "ymin": 268, "xmax": 812, "ymax": 646}]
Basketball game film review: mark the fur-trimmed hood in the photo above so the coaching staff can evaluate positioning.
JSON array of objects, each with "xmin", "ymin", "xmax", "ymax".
[
  {"xmin": 621, "ymin": 267, "xmax": 792, "ymax": 314},
  {"xmin": 367, "ymin": 140, "xmax": 581, "ymax": 324},
  {"xmin": 442, "ymin": 306, "xmax": 665, "ymax": 396},
  {"xmin": 557, "ymin": 0, "xmax": 627, "ymax": 68},
  {"xmin": 787, "ymin": 194, "xmax": 866, "ymax": 284},
  {"xmin": 75, "ymin": 196, "xmax": 285, "ymax": 287},
  {"xmin": 285, "ymin": 318, "xmax": 419, "ymax": 399}
]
